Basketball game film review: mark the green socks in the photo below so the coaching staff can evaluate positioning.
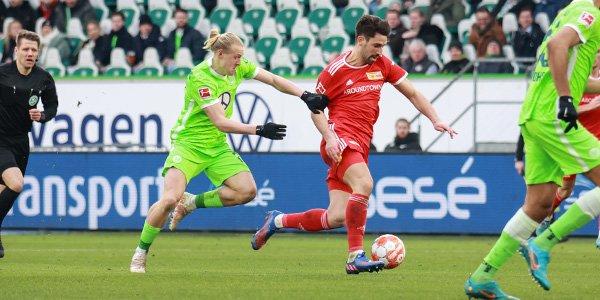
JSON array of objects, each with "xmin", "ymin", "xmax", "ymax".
[
  {"xmin": 194, "ymin": 189, "xmax": 223, "ymax": 208},
  {"xmin": 471, "ymin": 262, "xmax": 498, "ymax": 282},
  {"xmin": 535, "ymin": 204, "xmax": 592, "ymax": 251},
  {"xmin": 137, "ymin": 221, "xmax": 161, "ymax": 252}
]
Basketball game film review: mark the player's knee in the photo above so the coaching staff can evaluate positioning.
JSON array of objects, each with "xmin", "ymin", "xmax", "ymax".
[
  {"xmin": 328, "ymin": 212, "xmax": 345, "ymax": 228},
  {"xmin": 160, "ymin": 193, "xmax": 180, "ymax": 209},
  {"xmin": 235, "ymin": 185, "xmax": 257, "ymax": 204},
  {"xmin": 352, "ymin": 177, "xmax": 373, "ymax": 195}
]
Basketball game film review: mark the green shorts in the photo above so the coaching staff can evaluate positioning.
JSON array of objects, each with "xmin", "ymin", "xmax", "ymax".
[
  {"xmin": 521, "ymin": 119, "xmax": 600, "ymax": 186},
  {"xmin": 162, "ymin": 143, "xmax": 250, "ymax": 186}
]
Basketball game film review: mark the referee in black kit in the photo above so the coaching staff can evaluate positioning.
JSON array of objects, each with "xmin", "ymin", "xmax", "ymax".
[{"xmin": 0, "ymin": 30, "xmax": 58, "ymax": 257}]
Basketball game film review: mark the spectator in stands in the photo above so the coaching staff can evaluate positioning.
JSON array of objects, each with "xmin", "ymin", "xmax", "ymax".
[
  {"xmin": 52, "ymin": 0, "xmax": 97, "ymax": 33},
  {"xmin": 332, "ymin": 0, "xmax": 349, "ymax": 15},
  {"xmin": 478, "ymin": 39, "xmax": 514, "ymax": 74},
  {"xmin": 441, "ymin": 42, "xmax": 472, "ymax": 74},
  {"xmin": 40, "ymin": 19, "xmax": 71, "ymax": 66},
  {"xmin": 384, "ymin": 118, "xmax": 422, "ymax": 153},
  {"xmin": 162, "ymin": 8, "xmax": 207, "ymax": 70},
  {"xmin": 495, "ymin": 0, "xmax": 535, "ymax": 18},
  {"xmin": 397, "ymin": 0, "xmax": 413, "ymax": 15},
  {"xmin": 81, "ymin": 20, "xmax": 110, "ymax": 68},
  {"xmin": 402, "ymin": 39, "xmax": 439, "ymax": 74},
  {"xmin": 534, "ymin": 0, "xmax": 570, "ymax": 21},
  {"xmin": 386, "ymin": 9, "xmax": 406, "ymax": 62},
  {"xmin": 6, "ymin": 0, "xmax": 37, "ymax": 31},
  {"xmin": 368, "ymin": 0, "xmax": 383, "ymax": 15},
  {"xmin": 134, "ymin": 15, "xmax": 164, "ymax": 63},
  {"xmin": 402, "ymin": 9, "xmax": 444, "ymax": 49},
  {"xmin": 429, "ymin": 0, "xmax": 465, "ymax": 29},
  {"xmin": 107, "ymin": 11, "xmax": 137, "ymax": 65},
  {"xmin": 2, "ymin": 20, "xmax": 22, "ymax": 63},
  {"xmin": 512, "ymin": 8, "xmax": 543, "ymax": 62},
  {"xmin": 39, "ymin": 0, "xmax": 58, "ymax": 21},
  {"xmin": 469, "ymin": 7, "xmax": 506, "ymax": 57},
  {"xmin": 0, "ymin": 1, "xmax": 5, "ymax": 34}
]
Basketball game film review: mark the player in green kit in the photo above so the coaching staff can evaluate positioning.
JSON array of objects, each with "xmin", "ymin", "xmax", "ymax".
[
  {"xmin": 465, "ymin": 0, "xmax": 600, "ymax": 298},
  {"xmin": 129, "ymin": 29, "xmax": 328, "ymax": 273}
]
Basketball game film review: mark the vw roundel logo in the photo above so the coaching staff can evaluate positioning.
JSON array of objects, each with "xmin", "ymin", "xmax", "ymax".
[{"xmin": 229, "ymin": 91, "xmax": 275, "ymax": 152}]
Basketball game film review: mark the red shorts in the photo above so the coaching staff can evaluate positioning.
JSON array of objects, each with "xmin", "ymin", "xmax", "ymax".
[{"xmin": 320, "ymin": 140, "xmax": 368, "ymax": 193}]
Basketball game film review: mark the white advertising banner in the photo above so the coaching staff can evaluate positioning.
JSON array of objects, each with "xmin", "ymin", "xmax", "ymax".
[{"xmin": 31, "ymin": 77, "xmax": 528, "ymax": 152}]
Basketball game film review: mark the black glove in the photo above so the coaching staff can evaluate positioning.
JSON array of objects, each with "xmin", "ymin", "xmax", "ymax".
[
  {"xmin": 557, "ymin": 96, "xmax": 578, "ymax": 133},
  {"xmin": 300, "ymin": 91, "xmax": 328, "ymax": 114},
  {"xmin": 256, "ymin": 122, "xmax": 287, "ymax": 140}
]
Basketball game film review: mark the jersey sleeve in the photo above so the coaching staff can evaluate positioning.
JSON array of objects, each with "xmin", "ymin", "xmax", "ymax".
[
  {"xmin": 187, "ymin": 73, "xmax": 220, "ymax": 109},
  {"xmin": 239, "ymin": 57, "xmax": 259, "ymax": 79},
  {"xmin": 315, "ymin": 70, "xmax": 330, "ymax": 96},
  {"xmin": 40, "ymin": 73, "xmax": 58, "ymax": 122},
  {"xmin": 383, "ymin": 55, "xmax": 408, "ymax": 85},
  {"xmin": 564, "ymin": 6, "xmax": 600, "ymax": 44}
]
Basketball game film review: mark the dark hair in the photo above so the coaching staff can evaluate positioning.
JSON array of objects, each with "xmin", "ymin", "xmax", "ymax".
[
  {"xmin": 518, "ymin": 7, "xmax": 533, "ymax": 17},
  {"xmin": 174, "ymin": 8, "xmax": 188, "ymax": 16},
  {"xmin": 111, "ymin": 11, "xmax": 125, "ymax": 20},
  {"xmin": 409, "ymin": 8, "xmax": 425, "ymax": 18},
  {"xmin": 16, "ymin": 30, "xmax": 40, "ymax": 47},
  {"xmin": 386, "ymin": 9, "xmax": 401, "ymax": 17},
  {"xmin": 449, "ymin": 41, "xmax": 463, "ymax": 52},
  {"xmin": 475, "ymin": 7, "xmax": 490, "ymax": 15},
  {"xmin": 396, "ymin": 118, "xmax": 409, "ymax": 126},
  {"xmin": 355, "ymin": 15, "xmax": 390, "ymax": 40}
]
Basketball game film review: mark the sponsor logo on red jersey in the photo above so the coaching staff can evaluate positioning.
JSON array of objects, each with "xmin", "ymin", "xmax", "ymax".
[
  {"xmin": 366, "ymin": 71, "xmax": 383, "ymax": 80},
  {"xmin": 344, "ymin": 84, "xmax": 383, "ymax": 95}
]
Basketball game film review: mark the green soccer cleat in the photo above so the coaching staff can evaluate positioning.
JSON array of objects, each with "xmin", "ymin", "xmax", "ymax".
[
  {"xmin": 464, "ymin": 277, "xmax": 519, "ymax": 299},
  {"xmin": 519, "ymin": 239, "xmax": 551, "ymax": 290}
]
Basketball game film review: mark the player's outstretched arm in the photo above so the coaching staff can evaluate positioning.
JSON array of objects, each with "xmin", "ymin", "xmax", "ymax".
[
  {"xmin": 253, "ymin": 69, "xmax": 328, "ymax": 113},
  {"xmin": 204, "ymin": 102, "xmax": 286, "ymax": 140},
  {"xmin": 548, "ymin": 28, "xmax": 581, "ymax": 97},
  {"xmin": 394, "ymin": 79, "xmax": 457, "ymax": 138},
  {"xmin": 311, "ymin": 112, "xmax": 341, "ymax": 162}
]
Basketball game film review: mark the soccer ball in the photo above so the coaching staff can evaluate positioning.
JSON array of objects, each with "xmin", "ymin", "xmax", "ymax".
[{"xmin": 371, "ymin": 234, "xmax": 406, "ymax": 269}]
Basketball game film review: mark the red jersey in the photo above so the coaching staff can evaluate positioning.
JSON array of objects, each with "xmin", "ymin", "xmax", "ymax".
[
  {"xmin": 580, "ymin": 92, "xmax": 600, "ymax": 139},
  {"xmin": 316, "ymin": 51, "xmax": 407, "ymax": 153}
]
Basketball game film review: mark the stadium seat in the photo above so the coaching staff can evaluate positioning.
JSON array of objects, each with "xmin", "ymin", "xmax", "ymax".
[
  {"xmin": 226, "ymin": 18, "xmax": 250, "ymax": 47},
  {"xmin": 254, "ymin": 18, "xmax": 282, "ymax": 67},
  {"xmin": 105, "ymin": 48, "xmax": 132, "ymax": 76},
  {"xmin": 2, "ymin": 17, "xmax": 14, "ymax": 37},
  {"xmin": 320, "ymin": 17, "xmax": 350, "ymax": 62},
  {"xmin": 535, "ymin": 12, "xmax": 550, "ymax": 33},
  {"xmin": 275, "ymin": 0, "xmax": 303, "ymax": 37},
  {"xmin": 270, "ymin": 47, "xmax": 296, "ymax": 76},
  {"xmin": 463, "ymin": 43, "xmax": 476, "ymax": 61},
  {"xmin": 430, "ymin": 13, "xmax": 451, "ymax": 54},
  {"xmin": 383, "ymin": 45, "xmax": 393, "ymax": 60},
  {"xmin": 209, "ymin": 0, "xmax": 238, "ymax": 33},
  {"xmin": 42, "ymin": 48, "xmax": 66, "ymax": 77},
  {"xmin": 375, "ymin": 6, "xmax": 388, "ymax": 19},
  {"xmin": 69, "ymin": 48, "xmax": 99, "ymax": 77},
  {"xmin": 0, "ymin": 39, "xmax": 4, "ymax": 62},
  {"xmin": 28, "ymin": 0, "xmax": 40, "ymax": 9},
  {"xmin": 244, "ymin": 47, "xmax": 261, "ymax": 67},
  {"xmin": 66, "ymin": 19, "xmax": 87, "ymax": 54},
  {"xmin": 477, "ymin": 0, "xmax": 498, "ymax": 12},
  {"xmin": 425, "ymin": 44, "xmax": 442, "ymax": 69},
  {"xmin": 502, "ymin": 44, "xmax": 520, "ymax": 74},
  {"xmin": 135, "ymin": 47, "xmax": 164, "ymax": 76},
  {"xmin": 89, "ymin": 0, "xmax": 110, "ymax": 22},
  {"xmin": 457, "ymin": 18, "xmax": 474, "ymax": 44},
  {"xmin": 161, "ymin": 18, "xmax": 176, "ymax": 38},
  {"xmin": 400, "ymin": 15, "xmax": 410, "ymax": 30},
  {"xmin": 170, "ymin": 47, "xmax": 194, "ymax": 76},
  {"xmin": 462, "ymin": 0, "xmax": 471, "ymax": 17},
  {"xmin": 117, "ymin": 0, "xmax": 141, "ymax": 36},
  {"xmin": 288, "ymin": 18, "xmax": 315, "ymax": 66},
  {"xmin": 502, "ymin": 13, "xmax": 518, "ymax": 42},
  {"xmin": 307, "ymin": 0, "xmax": 334, "ymax": 36},
  {"xmin": 301, "ymin": 46, "xmax": 325, "ymax": 76},
  {"xmin": 241, "ymin": 0, "xmax": 268, "ymax": 39},
  {"xmin": 148, "ymin": 0, "xmax": 172, "ymax": 28},
  {"xmin": 179, "ymin": 0, "xmax": 206, "ymax": 29},
  {"xmin": 412, "ymin": 0, "xmax": 431, "ymax": 15},
  {"xmin": 100, "ymin": 18, "xmax": 112, "ymax": 35},
  {"xmin": 341, "ymin": 0, "xmax": 367, "ymax": 37},
  {"xmin": 35, "ymin": 17, "xmax": 45, "ymax": 35},
  {"xmin": 195, "ymin": 18, "xmax": 212, "ymax": 38}
]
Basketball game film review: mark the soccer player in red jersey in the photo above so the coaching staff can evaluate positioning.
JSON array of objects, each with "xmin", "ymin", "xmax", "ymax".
[
  {"xmin": 251, "ymin": 15, "xmax": 457, "ymax": 274},
  {"xmin": 538, "ymin": 52, "xmax": 600, "ymax": 247}
]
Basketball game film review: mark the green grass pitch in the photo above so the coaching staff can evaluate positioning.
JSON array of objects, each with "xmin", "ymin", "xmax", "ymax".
[{"xmin": 1, "ymin": 232, "xmax": 599, "ymax": 299}]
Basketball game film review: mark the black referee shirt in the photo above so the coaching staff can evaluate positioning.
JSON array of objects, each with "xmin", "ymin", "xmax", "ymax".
[{"xmin": 0, "ymin": 62, "xmax": 58, "ymax": 145}]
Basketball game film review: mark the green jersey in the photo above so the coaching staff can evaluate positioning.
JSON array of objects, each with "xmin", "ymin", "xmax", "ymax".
[
  {"xmin": 519, "ymin": 0, "xmax": 600, "ymax": 124},
  {"xmin": 170, "ymin": 58, "xmax": 258, "ymax": 156}
]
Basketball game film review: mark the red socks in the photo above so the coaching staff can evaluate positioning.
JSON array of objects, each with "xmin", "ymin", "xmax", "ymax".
[
  {"xmin": 282, "ymin": 209, "xmax": 330, "ymax": 232},
  {"xmin": 346, "ymin": 194, "xmax": 369, "ymax": 252}
]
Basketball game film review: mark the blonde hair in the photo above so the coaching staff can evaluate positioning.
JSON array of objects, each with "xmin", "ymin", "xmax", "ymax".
[{"xmin": 203, "ymin": 28, "xmax": 243, "ymax": 52}]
